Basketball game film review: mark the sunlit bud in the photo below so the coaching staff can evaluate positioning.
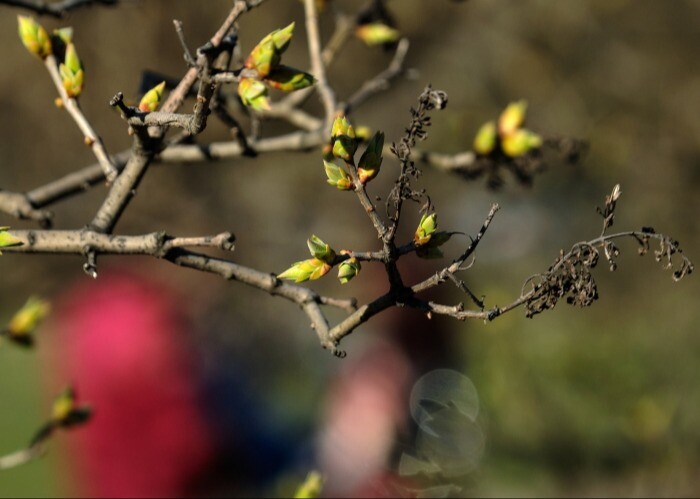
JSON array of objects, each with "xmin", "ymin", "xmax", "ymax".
[
  {"xmin": 307, "ymin": 235, "xmax": 336, "ymax": 264},
  {"xmin": 52, "ymin": 27, "xmax": 73, "ymax": 45},
  {"xmin": 331, "ymin": 115, "xmax": 354, "ymax": 140},
  {"xmin": 6, "ymin": 296, "xmax": 50, "ymax": 346},
  {"xmin": 0, "ymin": 227, "xmax": 23, "ymax": 254},
  {"xmin": 501, "ymin": 128, "xmax": 542, "ymax": 157},
  {"xmin": 265, "ymin": 66, "xmax": 315, "ymax": 92},
  {"xmin": 498, "ymin": 100, "xmax": 528, "ymax": 136},
  {"xmin": 270, "ymin": 22, "xmax": 295, "ymax": 52},
  {"xmin": 138, "ymin": 81, "xmax": 166, "ymax": 112},
  {"xmin": 59, "ymin": 43, "xmax": 83, "ymax": 97},
  {"xmin": 473, "ymin": 120, "xmax": 496, "ymax": 155},
  {"xmin": 324, "ymin": 160, "xmax": 353, "ymax": 190},
  {"xmin": 414, "ymin": 212, "xmax": 438, "ymax": 246},
  {"xmin": 337, "ymin": 257, "xmax": 361, "ymax": 284},
  {"xmin": 357, "ymin": 131, "xmax": 384, "ymax": 184},
  {"xmin": 17, "ymin": 16, "xmax": 52, "ymax": 59},
  {"xmin": 245, "ymin": 23, "xmax": 295, "ymax": 78},
  {"xmin": 245, "ymin": 39, "xmax": 279, "ymax": 78},
  {"xmin": 294, "ymin": 470, "xmax": 324, "ymax": 499},
  {"xmin": 278, "ymin": 258, "xmax": 331, "ymax": 283},
  {"xmin": 238, "ymin": 77, "xmax": 270, "ymax": 110},
  {"xmin": 64, "ymin": 42, "xmax": 81, "ymax": 73},
  {"xmin": 355, "ymin": 22, "xmax": 400, "ymax": 46}
]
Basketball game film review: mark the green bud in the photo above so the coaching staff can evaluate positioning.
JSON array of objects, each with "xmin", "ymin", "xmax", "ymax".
[
  {"xmin": 52, "ymin": 387, "xmax": 76, "ymax": 422},
  {"xmin": 238, "ymin": 77, "xmax": 270, "ymax": 110},
  {"xmin": 294, "ymin": 471, "xmax": 324, "ymax": 499},
  {"xmin": 337, "ymin": 257, "xmax": 361, "ymax": 284},
  {"xmin": 265, "ymin": 66, "xmax": 315, "ymax": 92},
  {"xmin": 59, "ymin": 43, "xmax": 83, "ymax": 97},
  {"xmin": 64, "ymin": 42, "xmax": 81, "ymax": 73},
  {"xmin": 498, "ymin": 100, "xmax": 528, "ymax": 136},
  {"xmin": 501, "ymin": 128, "xmax": 542, "ymax": 157},
  {"xmin": 270, "ymin": 22, "xmax": 295, "ymax": 53},
  {"xmin": 17, "ymin": 16, "xmax": 52, "ymax": 59},
  {"xmin": 324, "ymin": 160, "xmax": 353, "ymax": 190},
  {"xmin": 332, "ymin": 136, "xmax": 357, "ymax": 162},
  {"xmin": 331, "ymin": 115, "xmax": 354, "ymax": 140},
  {"xmin": 246, "ymin": 39, "xmax": 279, "ymax": 78},
  {"xmin": 278, "ymin": 258, "xmax": 331, "ymax": 283},
  {"xmin": 307, "ymin": 235, "xmax": 336, "ymax": 264},
  {"xmin": 0, "ymin": 227, "xmax": 23, "ymax": 254},
  {"xmin": 138, "ymin": 81, "xmax": 166, "ymax": 112},
  {"xmin": 357, "ymin": 131, "xmax": 384, "ymax": 184},
  {"xmin": 6, "ymin": 296, "xmax": 50, "ymax": 346},
  {"xmin": 53, "ymin": 27, "xmax": 73, "ymax": 45},
  {"xmin": 355, "ymin": 23, "xmax": 400, "ymax": 46},
  {"xmin": 245, "ymin": 23, "xmax": 295, "ymax": 78},
  {"xmin": 414, "ymin": 213, "xmax": 438, "ymax": 246},
  {"xmin": 473, "ymin": 120, "xmax": 496, "ymax": 155}
]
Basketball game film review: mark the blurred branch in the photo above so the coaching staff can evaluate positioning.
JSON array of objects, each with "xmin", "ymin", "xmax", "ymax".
[
  {"xmin": 0, "ymin": 0, "xmax": 117, "ymax": 17},
  {"xmin": 303, "ymin": 0, "xmax": 337, "ymax": 129},
  {"xmin": 0, "ymin": 445, "xmax": 44, "ymax": 471},
  {"xmin": 343, "ymin": 37, "xmax": 410, "ymax": 114}
]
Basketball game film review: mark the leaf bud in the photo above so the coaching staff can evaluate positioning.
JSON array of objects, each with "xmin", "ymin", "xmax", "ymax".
[
  {"xmin": 338, "ymin": 257, "xmax": 361, "ymax": 284},
  {"xmin": 498, "ymin": 100, "xmax": 528, "ymax": 136},
  {"xmin": 0, "ymin": 227, "xmax": 23, "ymax": 253},
  {"xmin": 307, "ymin": 235, "xmax": 336, "ymax": 264},
  {"xmin": 473, "ymin": 120, "xmax": 497, "ymax": 155},
  {"xmin": 265, "ymin": 66, "xmax": 315, "ymax": 92},
  {"xmin": 355, "ymin": 23, "xmax": 400, "ymax": 46},
  {"xmin": 501, "ymin": 128, "xmax": 542, "ymax": 157},
  {"xmin": 138, "ymin": 81, "xmax": 166, "ymax": 112},
  {"xmin": 238, "ymin": 77, "xmax": 270, "ymax": 110},
  {"xmin": 414, "ymin": 213, "xmax": 438, "ymax": 246},
  {"xmin": 357, "ymin": 131, "xmax": 384, "ymax": 184},
  {"xmin": 6, "ymin": 296, "xmax": 50, "ymax": 347},
  {"xmin": 17, "ymin": 16, "xmax": 52, "ymax": 59},
  {"xmin": 324, "ymin": 160, "xmax": 353, "ymax": 190}
]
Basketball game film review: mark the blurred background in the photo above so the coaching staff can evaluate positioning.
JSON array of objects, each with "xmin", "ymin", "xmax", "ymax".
[{"xmin": 0, "ymin": 0, "xmax": 699, "ymax": 496}]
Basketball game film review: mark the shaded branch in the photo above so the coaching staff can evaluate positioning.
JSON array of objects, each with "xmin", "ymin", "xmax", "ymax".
[{"xmin": 0, "ymin": 0, "xmax": 117, "ymax": 17}]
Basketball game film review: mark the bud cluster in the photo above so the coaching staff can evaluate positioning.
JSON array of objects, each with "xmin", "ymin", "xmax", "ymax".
[
  {"xmin": 324, "ymin": 115, "xmax": 385, "ymax": 189},
  {"xmin": 473, "ymin": 100, "xmax": 543, "ymax": 158},
  {"xmin": 239, "ymin": 23, "xmax": 315, "ymax": 110},
  {"xmin": 278, "ymin": 236, "xmax": 361, "ymax": 284}
]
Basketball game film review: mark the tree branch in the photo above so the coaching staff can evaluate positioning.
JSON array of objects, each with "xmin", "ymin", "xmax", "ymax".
[{"xmin": 0, "ymin": 0, "xmax": 117, "ymax": 17}]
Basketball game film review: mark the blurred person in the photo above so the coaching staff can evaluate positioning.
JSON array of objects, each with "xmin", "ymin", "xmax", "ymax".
[{"xmin": 44, "ymin": 268, "xmax": 215, "ymax": 497}]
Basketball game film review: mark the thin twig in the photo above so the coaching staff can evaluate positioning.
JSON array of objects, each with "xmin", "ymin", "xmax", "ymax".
[
  {"xmin": 44, "ymin": 55, "xmax": 118, "ymax": 183},
  {"xmin": 0, "ymin": 0, "xmax": 117, "ymax": 17},
  {"xmin": 343, "ymin": 38, "xmax": 410, "ymax": 114},
  {"xmin": 303, "ymin": 0, "xmax": 337, "ymax": 129}
]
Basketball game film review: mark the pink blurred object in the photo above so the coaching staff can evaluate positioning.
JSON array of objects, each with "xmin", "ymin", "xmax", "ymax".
[
  {"xmin": 46, "ymin": 270, "xmax": 213, "ymax": 498},
  {"xmin": 318, "ymin": 338, "xmax": 414, "ymax": 497}
]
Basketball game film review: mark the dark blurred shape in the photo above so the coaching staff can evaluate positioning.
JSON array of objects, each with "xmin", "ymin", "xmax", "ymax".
[{"xmin": 47, "ymin": 269, "xmax": 214, "ymax": 498}]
